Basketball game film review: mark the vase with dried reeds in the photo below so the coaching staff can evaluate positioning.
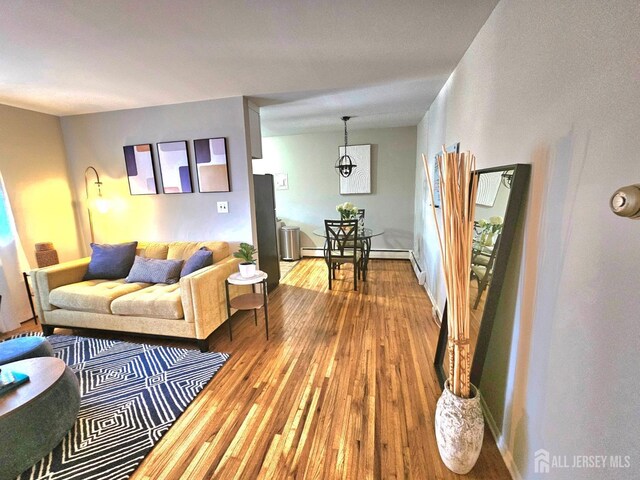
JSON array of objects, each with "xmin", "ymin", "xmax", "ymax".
[{"xmin": 423, "ymin": 147, "xmax": 484, "ymax": 474}]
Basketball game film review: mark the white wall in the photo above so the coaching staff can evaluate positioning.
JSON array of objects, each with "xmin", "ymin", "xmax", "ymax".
[
  {"xmin": 254, "ymin": 127, "xmax": 417, "ymax": 252},
  {"xmin": 415, "ymin": 0, "xmax": 640, "ymax": 478},
  {"xmin": 413, "ymin": 113, "xmax": 448, "ymax": 315},
  {"xmin": 0, "ymin": 104, "xmax": 81, "ymax": 266},
  {"xmin": 61, "ymin": 97, "xmax": 256, "ymax": 253}
]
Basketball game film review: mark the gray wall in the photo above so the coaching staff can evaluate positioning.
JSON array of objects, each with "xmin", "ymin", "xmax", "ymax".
[
  {"xmin": 61, "ymin": 97, "xmax": 256, "ymax": 253},
  {"xmin": 414, "ymin": 0, "xmax": 640, "ymax": 478},
  {"xmin": 254, "ymin": 126, "xmax": 417, "ymax": 251},
  {"xmin": 0, "ymin": 104, "xmax": 81, "ymax": 266}
]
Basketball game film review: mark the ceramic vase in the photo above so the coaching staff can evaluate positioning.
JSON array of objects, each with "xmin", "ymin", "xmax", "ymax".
[
  {"xmin": 239, "ymin": 262, "xmax": 256, "ymax": 278},
  {"xmin": 434, "ymin": 381, "xmax": 484, "ymax": 474}
]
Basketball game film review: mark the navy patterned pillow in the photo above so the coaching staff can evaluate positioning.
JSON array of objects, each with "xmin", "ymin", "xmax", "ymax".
[
  {"xmin": 84, "ymin": 241, "xmax": 138, "ymax": 280},
  {"xmin": 126, "ymin": 256, "xmax": 184, "ymax": 284},
  {"xmin": 180, "ymin": 247, "xmax": 213, "ymax": 277}
]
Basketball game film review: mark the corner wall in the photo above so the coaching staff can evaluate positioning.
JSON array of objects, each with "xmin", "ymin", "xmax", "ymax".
[
  {"xmin": 0, "ymin": 104, "xmax": 81, "ymax": 265},
  {"xmin": 415, "ymin": 0, "xmax": 640, "ymax": 478},
  {"xmin": 61, "ymin": 97, "xmax": 256, "ymax": 252}
]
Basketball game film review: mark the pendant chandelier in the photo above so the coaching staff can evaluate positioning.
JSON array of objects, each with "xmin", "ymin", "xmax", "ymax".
[
  {"xmin": 335, "ymin": 116, "xmax": 357, "ymax": 178},
  {"xmin": 500, "ymin": 170, "xmax": 514, "ymax": 189}
]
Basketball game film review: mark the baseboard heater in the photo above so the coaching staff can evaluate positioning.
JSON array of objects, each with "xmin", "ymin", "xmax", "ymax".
[{"xmin": 301, "ymin": 247, "xmax": 410, "ymax": 260}]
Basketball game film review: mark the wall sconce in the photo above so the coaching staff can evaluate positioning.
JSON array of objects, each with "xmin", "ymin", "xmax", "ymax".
[
  {"xmin": 84, "ymin": 166, "xmax": 108, "ymax": 243},
  {"xmin": 610, "ymin": 184, "xmax": 640, "ymax": 219}
]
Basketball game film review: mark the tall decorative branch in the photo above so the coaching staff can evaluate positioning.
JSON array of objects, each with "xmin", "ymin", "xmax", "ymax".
[{"xmin": 423, "ymin": 147, "xmax": 478, "ymax": 398}]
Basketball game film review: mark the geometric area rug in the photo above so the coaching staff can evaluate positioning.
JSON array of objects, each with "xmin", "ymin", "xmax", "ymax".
[{"xmin": 10, "ymin": 334, "xmax": 229, "ymax": 480}]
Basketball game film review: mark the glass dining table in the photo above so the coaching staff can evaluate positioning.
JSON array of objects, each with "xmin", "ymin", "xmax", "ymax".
[{"xmin": 312, "ymin": 226, "xmax": 384, "ymax": 281}]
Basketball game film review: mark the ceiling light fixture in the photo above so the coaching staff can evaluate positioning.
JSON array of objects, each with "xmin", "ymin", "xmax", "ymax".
[
  {"xmin": 335, "ymin": 116, "xmax": 357, "ymax": 178},
  {"xmin": 501, "ymin": 170, "xmax": 513, "ymax": 189}
]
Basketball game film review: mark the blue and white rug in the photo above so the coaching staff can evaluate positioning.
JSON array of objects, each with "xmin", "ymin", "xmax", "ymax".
[{"xmin": 8, "ymin": 334, "xmax": 229, "ymax": 480}]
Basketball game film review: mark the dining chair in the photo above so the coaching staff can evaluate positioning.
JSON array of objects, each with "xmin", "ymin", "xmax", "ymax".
[
  {"xmin": 357, "ymin": 209, "xmax": 365, "ymax": 228},
  {"xmin": 324, "ymin": 219, "xmax": 360, "ymax": 291},
  {"xmin": 471, "ymin": 234, "xmax": 501, "ymax": 309}
]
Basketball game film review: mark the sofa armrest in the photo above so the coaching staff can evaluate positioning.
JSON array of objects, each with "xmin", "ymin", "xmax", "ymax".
[
  {"xmin": 180, "ymin": 255, "xmax": 250, "ymax": 339},
  {"xmin": 31, "ymin": 258, "xmax": 91, "ymax": 318}
]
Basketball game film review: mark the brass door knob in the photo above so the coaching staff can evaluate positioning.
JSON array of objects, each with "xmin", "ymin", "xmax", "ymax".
[{"xmin": 610, "ymin": 184, "xmax": 640, "ymax": 218}]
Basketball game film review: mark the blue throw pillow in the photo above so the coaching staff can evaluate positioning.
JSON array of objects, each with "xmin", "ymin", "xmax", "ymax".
[
  {"xmin": 181, "ymin": 247, "xmax": 213, "ymax": 277},
  {"xmin": 126, "ymin": 256, "xmax": 184, "ymax": 284},
  {"xmin": 84, "ymin": 242, "xmax": 138, "ymax": 280}
]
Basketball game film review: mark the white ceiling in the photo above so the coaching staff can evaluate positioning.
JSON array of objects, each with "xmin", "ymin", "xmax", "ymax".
[{"xmin": 0, "ymin": 0, "xmax": 498, "ymax": 136}]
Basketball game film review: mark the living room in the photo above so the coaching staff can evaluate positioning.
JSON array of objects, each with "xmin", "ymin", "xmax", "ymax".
[{"xmin": 2, "ymin": 1, "xmax": 639, "ymax": 479}]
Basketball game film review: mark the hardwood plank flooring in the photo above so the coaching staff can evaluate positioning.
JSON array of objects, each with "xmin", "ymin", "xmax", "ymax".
[{"xmin": 4, "ymin": 259, "xmax": 510, "ymax": 479}]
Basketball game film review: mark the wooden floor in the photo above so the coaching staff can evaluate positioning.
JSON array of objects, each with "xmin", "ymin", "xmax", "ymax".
[{"xmin": 5, "ymin": 259, "xmax": 510, "ymax": 479}]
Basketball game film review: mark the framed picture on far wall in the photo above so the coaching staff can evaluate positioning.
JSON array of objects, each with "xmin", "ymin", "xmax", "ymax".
[
  {"xmin": 432, "ymin": 142, "xmax": 460, "ymax": 208},
  {"xmin": 157, "ymin": 140, "xmax": 193, "ymax": 193},
  {"xmin": 193, "ymin": 137, "xmax": 231, "ymax": 192},
  {"xmin": 339, "ymin": 144, "xmax": 371, "ymax": 195},
  {"xmin": 123, "ymin": 144, "xmax": 158, "ymax": 195}
]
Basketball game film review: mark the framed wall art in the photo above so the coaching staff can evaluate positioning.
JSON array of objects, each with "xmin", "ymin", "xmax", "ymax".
[
  {"xmin": 274, "ymin": 173, "xmax": 289, "ymax": 190},
  {"xmin": 476, "ymin": 171, "xmax": 503, "ymax": 207},
  {"xmin": 339, "ymin": 144, "xmax": 371, "ymax": 195},
  {"xmin": 432, "ymin": 142, "xmax": 460, "ymax": 208},
  {"xmin": 193, "ymin": 137, "xmax": 231, "ymax": 192},
  {"xmin": 123, "ymin": 144, "xmax": 158, "ymax": 195},
  {"xmin": 157, "ymin": 140, "xmax": 193, "ymax": 194}
]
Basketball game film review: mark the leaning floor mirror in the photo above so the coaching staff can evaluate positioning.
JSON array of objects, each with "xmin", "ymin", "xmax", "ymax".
[{"xmin": 434, "ymin": 163, "xmax": 531, "ymax": 388}]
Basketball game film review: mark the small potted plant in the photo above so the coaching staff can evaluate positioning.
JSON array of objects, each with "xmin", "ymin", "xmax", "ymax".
[
  {"xmin": 234, "ymin": 242, "xmax": 257, "ymax": 278},
  {"xmin": 476, "ymin": 216, "xmax": 504, "ymax": 246},
  {"xmin": 336, "ymin": 202, "xmax": 358, "ymax": 220}
]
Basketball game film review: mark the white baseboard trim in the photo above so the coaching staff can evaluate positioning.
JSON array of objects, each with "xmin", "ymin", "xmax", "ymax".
[
  {"xmin": 409, "ymin": 251, "xmax": 442, "ymax": 324},
  {"xmin": 301, "ymin": 248, "xmax": 410, "ymax": 260},
  {"xmin": 480, "ymin": 394, "xmax": 521, "ymax": 480}
]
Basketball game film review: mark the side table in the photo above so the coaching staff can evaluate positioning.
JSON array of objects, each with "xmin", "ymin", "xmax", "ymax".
[{"xmin": 225, "ymin": 270, "xmax": 269, "ymax": 341}]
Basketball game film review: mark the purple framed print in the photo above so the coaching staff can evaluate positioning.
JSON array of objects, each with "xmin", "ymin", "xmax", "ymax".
[
  {"xmin": 193, "ymin": 137, "xmax": 231, "ymax": 192},
  {"xmin": 157, "ymin": 141, "xmax": 193, "ymax": 194},
  {"xmin": 123, "ymin": 144, "xmax": 158, "ymax": 195}
]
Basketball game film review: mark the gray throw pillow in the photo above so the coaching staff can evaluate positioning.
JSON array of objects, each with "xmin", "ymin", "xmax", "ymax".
[
  {"xmin": 126, "ymin": 256, "xmax": 184, "ymax": 284},
  {"xmin": 180, "ymin": 247, "xmax": 213, "ymax": 277},
  {"xmin": 84, "ymin": 241, "xmax": 138, "ymax": 280}
]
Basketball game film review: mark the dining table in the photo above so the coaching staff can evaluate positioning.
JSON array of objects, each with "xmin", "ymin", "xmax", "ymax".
[{"xmin": 312, "ymin": 226, "xmax": 384, "ymax": 281}]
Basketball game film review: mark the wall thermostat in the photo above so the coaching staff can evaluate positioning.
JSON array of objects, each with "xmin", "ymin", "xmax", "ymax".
[{"xmin": 610, "ymin": 184, "xmax": 640, "ymax": 218}]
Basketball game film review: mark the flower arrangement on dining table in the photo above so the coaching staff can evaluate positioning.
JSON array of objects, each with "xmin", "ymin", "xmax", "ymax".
[
  {"xmin": 476, "ymin": 216, "xmax": 503, "ymax": 247},
  {"xmin": 336, "ymin": 202, "xmax": 359, "ymax": 220}
]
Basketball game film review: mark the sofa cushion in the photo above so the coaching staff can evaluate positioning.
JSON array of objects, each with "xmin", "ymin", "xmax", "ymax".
[
  {"xmin": 181, "ymin": 248, "xmax": 213, "ymax": 277},
  {"xmin": 49, "ymin": 279, "xmax": 150, "ymax": 314},
  {"xmin": 167, "ymin": 241, "xmax": 229, "ymax": 263},
  {"xmin": 111, "ymin": 284, "xmax": 184, "ymax": 320},
  {"xmin": 139, "ymin": 242, "xmax": 169, "ymax": 259},
  {"xmin": 198, "ymin": 241, "xmax": 229, "ymax": 263},
  {"xmin": 84, "ymin": 242, "xmax": 138, "ymax": 280},
  {"xmin": 126, "ymin": 256, "xmax": 183, "ymax": 284}
]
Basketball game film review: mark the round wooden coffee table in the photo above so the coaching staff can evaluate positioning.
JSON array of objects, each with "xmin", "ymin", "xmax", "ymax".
[{"xmin": 0, "ymin": 357, "xmax": 80, "ymax": 479}]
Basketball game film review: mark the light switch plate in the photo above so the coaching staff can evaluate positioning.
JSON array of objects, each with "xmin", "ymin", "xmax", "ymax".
[{"xmin": 217, "ymin": 201, "xmax": 229, "ymax": 214}]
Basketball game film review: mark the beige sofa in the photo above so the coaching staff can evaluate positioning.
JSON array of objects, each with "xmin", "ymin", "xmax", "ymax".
[{"xmin": 31, "ymin": 241, "xmax": 248, "ymax": 351}]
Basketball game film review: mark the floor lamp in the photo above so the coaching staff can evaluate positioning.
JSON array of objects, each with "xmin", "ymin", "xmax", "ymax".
[{"xmin": 84, "ymin": 166, "xmax": 106, "ymax": 244}]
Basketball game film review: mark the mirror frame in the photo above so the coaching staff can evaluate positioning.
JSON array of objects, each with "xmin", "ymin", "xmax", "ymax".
[{"xmin": 434, "ymin": 163, "xmax": 531, "ymax": 389}]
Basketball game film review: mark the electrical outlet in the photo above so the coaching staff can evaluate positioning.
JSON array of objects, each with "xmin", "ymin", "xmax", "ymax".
[{"xmin": 217, "ymin": 201, "xmax": 229, "ymax": 214}]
